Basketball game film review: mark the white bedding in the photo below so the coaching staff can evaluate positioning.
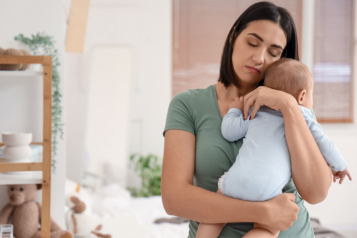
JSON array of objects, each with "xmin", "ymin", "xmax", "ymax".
[{"xmin": 65, "ymin": 179, "xmax": 189, "ymax": 238}]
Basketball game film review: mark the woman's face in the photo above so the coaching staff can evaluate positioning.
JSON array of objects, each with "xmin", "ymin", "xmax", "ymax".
[{"xmin": 232, "ymin": 20, "xmax": 287, "ymax": 86}]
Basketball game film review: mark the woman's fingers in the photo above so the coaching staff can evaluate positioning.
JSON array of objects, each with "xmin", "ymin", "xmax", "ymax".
[
  {"xmin": 267, "ymin": 193, "xmax": 298, "ymax": 231},
  {"xmin": 250, "ymin": 99, "xmax": 261, "ymax": 119},
  {"xmin": 243, "ymin": 93, "xmax": 256, "ymax": 120},
  {"xmin": 285, "ymin": 193, "xmax": 296, "ymax": 203}
]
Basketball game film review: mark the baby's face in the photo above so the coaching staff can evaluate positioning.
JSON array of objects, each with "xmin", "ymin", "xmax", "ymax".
[{"xmin": 300, "ymin": 74, "xmax": 314, "ymax": 109}]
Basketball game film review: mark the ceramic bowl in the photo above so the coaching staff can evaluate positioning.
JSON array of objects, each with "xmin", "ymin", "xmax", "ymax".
[
  {"xmin": 2, "ymin": 132, "xmax": 32, "ymax": 146},
  {"xmin": 3, "ymin": 145, "xmax": 32, "ymax": 161},
  {"xmin": 4, "ymin": 158, "xmax": 31, "ymax": 163}
]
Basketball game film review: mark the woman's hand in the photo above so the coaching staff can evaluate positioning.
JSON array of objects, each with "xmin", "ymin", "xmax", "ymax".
[
  {"xmin": 243, "ymin": 86, "xmax": 296, "ymax": 120},
  {"xmin": 262, "ymin": 193, "xmax": 299, "ymax": 231}
]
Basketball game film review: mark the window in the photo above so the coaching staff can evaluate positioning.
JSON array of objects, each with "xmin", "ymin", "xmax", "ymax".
[
  {"xmin": 173, "ymin": 0, "xmax": 356, "ymax": 123},
  {"xmin": 313, "ymin": 0, "xmax": 354, "ymax": 122},
  {"xmin": 172, "ymin": 0, "xmax": 302, "ymax": 96}
]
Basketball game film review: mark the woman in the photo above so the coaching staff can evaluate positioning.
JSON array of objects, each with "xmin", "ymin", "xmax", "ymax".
[{"xmin": 161, "ymin": 2, "xmax": 332, "ymax": 237}]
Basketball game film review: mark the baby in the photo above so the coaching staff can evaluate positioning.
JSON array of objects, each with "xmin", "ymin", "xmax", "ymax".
[{"xmin": 196, "ymin": 58, "xmax": 352, "ymax": 238}]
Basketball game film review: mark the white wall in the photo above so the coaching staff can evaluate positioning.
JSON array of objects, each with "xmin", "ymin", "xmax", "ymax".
[
  {"xmin": 0, "ymin": 0, "xmax": 67, "ymax": 228},
  {"xmin": 301, "ymin": 0, "xmax": 357, "ymax": 229},
  {"xmin": 65, "ymin": 0, "xmax": 172, "ymax": 188},
  {"xmin": 85, "ymin": 46, "xmax": 133, "ymax": 188}
]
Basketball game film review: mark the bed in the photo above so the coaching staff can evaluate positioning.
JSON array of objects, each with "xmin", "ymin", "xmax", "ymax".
[
  {"xmin": 65, "ymin": 179, "xmax": 345, "ymax": 238},
  {"xmin": 65, "ymin": 179, "xmax": 189, "ymax": 238}
]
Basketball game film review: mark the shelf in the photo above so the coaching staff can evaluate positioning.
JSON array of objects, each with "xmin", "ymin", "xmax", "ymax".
[
  {"xmin": 0, "ymin": 162, "xmax": 42, "ymax": 172},
  {"xmin": 0, "ymin": 171, "xmax": 42, "ymax": 185},
  {"xmin": 0, "ymin": 70, "xmax": 43, "ymax": 77},
  {"xmin": 0, "ymin": 55, "xmax": 52, "ymax": 237}
]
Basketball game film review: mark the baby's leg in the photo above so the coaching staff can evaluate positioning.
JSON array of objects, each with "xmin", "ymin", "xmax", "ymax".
[
  {"xmin": 196, "ymin": 189, "xmax": 226, "ymax": 238},
  {"xmin": 242, "ymin": 223, "xmax": 279, "ymax": 238}
]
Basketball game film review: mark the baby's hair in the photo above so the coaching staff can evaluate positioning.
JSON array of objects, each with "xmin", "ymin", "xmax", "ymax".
[{"xmin": 264, "ymin": 58, "xmax": 311, "ymax": 97}]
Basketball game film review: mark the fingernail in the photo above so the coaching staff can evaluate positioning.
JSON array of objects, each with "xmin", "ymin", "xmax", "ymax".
[{"xmin": 249, "ymin": 116, "xmax": 252, "ymax": 120}]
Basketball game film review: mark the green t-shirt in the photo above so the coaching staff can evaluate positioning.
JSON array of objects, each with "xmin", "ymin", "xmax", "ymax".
[{"xmin": 163, "ymin": 84, "xmax": 315, "ymax": 238}]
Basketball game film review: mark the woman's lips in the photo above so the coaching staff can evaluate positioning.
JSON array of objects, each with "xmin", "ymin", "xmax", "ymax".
[{"xmin": 245, "ymin": 66, "xmax": 261, "ymax": 74}]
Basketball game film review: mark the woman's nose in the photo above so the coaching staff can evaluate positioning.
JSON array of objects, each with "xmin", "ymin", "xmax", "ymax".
[{"xmin": 252, "ymin": 49, "xmax": 264, "ymax": 65}]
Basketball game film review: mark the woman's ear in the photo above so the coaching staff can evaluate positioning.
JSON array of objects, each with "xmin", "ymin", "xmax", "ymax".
[{"xmin": 297, "ymin": 89, "xmax": 307, "ymax": 105}]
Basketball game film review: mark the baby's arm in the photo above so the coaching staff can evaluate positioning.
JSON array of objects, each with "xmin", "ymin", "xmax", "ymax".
[
  {"xmin": 300, "ymin": 107, "xmax": 349, "ymax": 176},
  {"xmin": 221, "ymin": 97, "xmax": 248, "ymax": 142}
]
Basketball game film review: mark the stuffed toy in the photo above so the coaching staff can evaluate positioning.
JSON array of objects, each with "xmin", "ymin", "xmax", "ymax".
[
  {"xmin": 65, "ymin": 185, "xmax": 111, "ymax": 238},
  {"xmin": 0, "ymin": 184, "xmax": 73, "ymax": 238},
  {"xmin": 18, "ymin": 49, "xmax": 31, "ymax": 70},
  {"xmin": 0, "ymin": 47, "xmax": 32, "ymax": 70}
]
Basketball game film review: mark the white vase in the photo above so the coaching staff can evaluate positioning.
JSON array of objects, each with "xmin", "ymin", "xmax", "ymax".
[
  {"xmin": 3, "ymin": 146, "xmax": 32, "ymax": 161},
  {"xmin": 1, "ymin": 132, "xmax": 33, "ymax": 175},
  {"xmin": 2, "ymin": 132, "xmax": 32, "ymax": 147}
]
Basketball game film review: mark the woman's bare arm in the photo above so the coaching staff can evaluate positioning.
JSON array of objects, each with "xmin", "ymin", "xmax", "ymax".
[
  {"xmin": 281, "ymin": 98, "xmax": 331, "ymax": 204},
  {"xmin": 243, "ymin": 87, "xmax": 332, "ymax": 205},
  {"xmin": 161, "ymin": 129, "xmax": 299, "ymax": 230}
]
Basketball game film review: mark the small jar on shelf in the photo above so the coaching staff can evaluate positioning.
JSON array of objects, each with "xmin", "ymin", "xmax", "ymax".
[{"xmin": 0, "ymin": 224, "xmax": 13, "ymax": 238}]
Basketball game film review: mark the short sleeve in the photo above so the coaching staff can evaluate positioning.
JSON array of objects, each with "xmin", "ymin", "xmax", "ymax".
[{"xmin": 163, "ymin": 90, "xmax": 195, "ymax": 137}]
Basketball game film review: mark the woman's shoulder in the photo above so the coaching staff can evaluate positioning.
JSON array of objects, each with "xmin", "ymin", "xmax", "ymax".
[
  {"xmin": 171, "ymin": 85, "xmax": 214, "ymax": 107},
  {"xmin": 164, "ymin": 85, "xmax": 215, "ymax": 136}
]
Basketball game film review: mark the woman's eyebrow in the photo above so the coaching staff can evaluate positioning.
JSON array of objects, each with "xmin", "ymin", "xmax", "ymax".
[
  {"xmin": 247, "ymin": 33, "xmax": 283, "ymax": 50},
  {"xmin": 271, "ymin": 44, "xmax": 283, "ymax": 50},
  {"xmin": 248, "ymin": 33, "xmax": 264, "ymax": 41}
]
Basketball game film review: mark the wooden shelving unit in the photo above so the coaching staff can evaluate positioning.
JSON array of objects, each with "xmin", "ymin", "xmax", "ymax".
[{"xmin": 0, "ymin": 55, "xmax": 52, "ymax": 238}]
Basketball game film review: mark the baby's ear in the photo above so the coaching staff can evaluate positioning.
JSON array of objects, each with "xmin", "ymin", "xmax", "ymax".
[{"xmin": 297, "ymin": 89, "xmax": 307, "ymax": 105}]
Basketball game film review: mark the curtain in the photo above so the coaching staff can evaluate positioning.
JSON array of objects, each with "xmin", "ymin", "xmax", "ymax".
[
  {"xmin": 313, "ymin": 0, "xmax": 354, "ymax": 122},
  {"xmin": 172, "ymin": 0, "xmax": 302, "ymax": 96}
]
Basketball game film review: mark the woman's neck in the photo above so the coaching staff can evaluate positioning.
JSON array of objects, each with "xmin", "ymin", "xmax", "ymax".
[{"xmin": 216, "ymin": 81, "xmax": 259, "ymax": 102}]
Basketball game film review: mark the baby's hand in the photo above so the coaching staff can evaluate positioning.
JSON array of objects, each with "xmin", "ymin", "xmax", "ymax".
[
  {"xmin": 228, "ymin": 96, "xmax": 244, "ymax": 111},
  {"xmin": 332, "ymin": 168, "xmax": 352, "ymax": 184}
]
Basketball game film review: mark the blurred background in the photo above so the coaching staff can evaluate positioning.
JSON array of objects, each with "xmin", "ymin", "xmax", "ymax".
[{"xmin": 0, "ymin": 0, "xmax": 356, "ymax": 237}]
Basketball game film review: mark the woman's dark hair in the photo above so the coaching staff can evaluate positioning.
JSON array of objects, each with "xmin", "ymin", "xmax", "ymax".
[{"xmin": 219, "ymin": 1, "xmax": 299, "ymax": 88}]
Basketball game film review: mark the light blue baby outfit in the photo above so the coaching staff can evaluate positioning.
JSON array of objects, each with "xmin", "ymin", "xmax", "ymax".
[{"xmin": 219, "ymin": 105, "xmax": 347, "ymax": 201}]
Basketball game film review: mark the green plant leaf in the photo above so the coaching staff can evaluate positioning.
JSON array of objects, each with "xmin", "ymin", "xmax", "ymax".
[
  {"xmin": 15, "ymin": 32, "xmax": 64, "ymax": 173},
  {"xmin": 128, "ymin": 153, "xmax": 162, "ymax": 197}
]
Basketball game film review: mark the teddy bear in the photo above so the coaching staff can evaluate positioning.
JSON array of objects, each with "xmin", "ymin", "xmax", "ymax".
[
  {"xmin": 0, "ymin": 184, "xmax": 73, "ymax": 238},
  {"xmin": 65, "ymin": 191, "xmax": 111, "ymax": 238}
]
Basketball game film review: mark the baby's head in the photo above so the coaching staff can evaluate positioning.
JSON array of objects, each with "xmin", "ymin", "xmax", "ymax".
[{"xmin": 264, "ymin": 58, "xmax": 313, "ymax": 109}]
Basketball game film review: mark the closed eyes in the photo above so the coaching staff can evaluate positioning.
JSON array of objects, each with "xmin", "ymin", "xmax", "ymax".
[{"xmin": 248, "ymin": 43, "xmax": 277, "ymax": 57}]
